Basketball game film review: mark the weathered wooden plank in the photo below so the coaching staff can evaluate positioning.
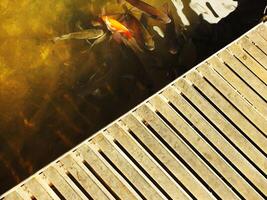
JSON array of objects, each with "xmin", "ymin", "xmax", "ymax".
[
  {"xmin": 256, "ymin": 24, "xmax": 267, "ymax": 41},
  {"xmin": 186, "ymin": 71, "xmax": 267, "ymax": 156},
  {"xmin": 78, "ymin": 143, "xmax": 139, "ymax": 200},
  {"xmin": 207, "ymin": 56, "xmax": 267, "ymax": 118},
  {"xmin": 149, "ymin": 95, "xmax": 239, "ymax": 199},
  {"xmin": 218, "ymin": 50, "xmax": 267, "ymax": 100},
  {"xmin": 60, "ymin": 154, "xmax": 112, "ymax": 200},
  {"xmin": 122, "ymin": 113, "xmax": 214, "ymax": 200},
  {"xmin": 198, "ymin": 64, "xmax": 267, "ymax": 134},
  {"xmin": 175, "ymin": 78, "xmax": 267, "ymax": 179},
  {"xmin": 25, "ymin": 178, "xmax": 53, "ymax": 200},
  {"xmin": 35, "ymin": 175, "xmax": 61, "ymax": 200},
  {"xmin": 136, "ymin": 100, "xmax": 237, "ymax": 199},
  {"xmin": 54, "ymin": 163, "xmax": 90, "ymax": 200},
  {"xmin": 107, "ymin": 123, "xmax": 190, "ymax": 199},
  {"xmin": 93, "ymin": 134, "xmax": 167, "ymax": 200},
  {"xmin": 43, "ymin": 166, "xmax": 83, "ymax": 200},
  {"xmin": 3, "ymin": 191, "xmax": 23, "ymax": 200},
  {"xmin": 238, "ymin": 37, "xmax": 267, "ymax": 69},
  {"xmin": 71, "ymin": 153, "xmax": 116, "ymax": 200},
  {"xmin": 162, "ymin": 86, "xmax": 265, "ymax": 199},
  {"xmin": 15, "ymin": 187, "xmax": 32, "ymax": 200},
  {"xmin": 247, "ymin": 31, "xmax": 267, "ymax": 54},
  {"xmin": 228, "ymin": 43, "xmax": 267, "ymax": 84}
]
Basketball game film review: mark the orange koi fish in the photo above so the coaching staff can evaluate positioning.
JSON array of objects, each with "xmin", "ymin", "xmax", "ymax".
[{"xmin": 101, "ymin": 16, "xmax": 132, "ymax": 39}]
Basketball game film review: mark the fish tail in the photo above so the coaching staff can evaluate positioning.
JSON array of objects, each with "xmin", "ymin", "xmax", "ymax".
[
  {"xmin": 124, "ymin": 31, "xmax": 132, "ymax": 39},
  {"xmin": 122, "ymin": 37, "xmax": 143, "ymax": 53},
  {"xmin": 52, "ymin": 37, "xmax": 60, "ymax": 43}
]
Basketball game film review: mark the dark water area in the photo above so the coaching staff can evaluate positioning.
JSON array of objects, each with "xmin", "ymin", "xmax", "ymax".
[{"xmin": 0, "ymin": 0, "xmax": 266, "ymax": 194}]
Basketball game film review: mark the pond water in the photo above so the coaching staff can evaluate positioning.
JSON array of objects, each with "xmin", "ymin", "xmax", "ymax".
[{"xmin": 0, "ymin": 0, "xmax": 265, "ymax": 194}]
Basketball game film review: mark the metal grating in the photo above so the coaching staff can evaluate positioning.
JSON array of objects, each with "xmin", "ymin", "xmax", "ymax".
[{"xmin": 1, "ymin": 22, "xmax": 267, "ymax": 200}]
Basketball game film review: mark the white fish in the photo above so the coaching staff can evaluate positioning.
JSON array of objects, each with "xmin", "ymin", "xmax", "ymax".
[{"xmin": 53, "ymin": 29, "xmax": 104, "ymax": 42}]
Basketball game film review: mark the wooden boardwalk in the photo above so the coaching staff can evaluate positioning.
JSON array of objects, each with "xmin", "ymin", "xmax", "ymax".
[{"xmin": 1, "ymin": 22, "xmax": 267, "ymax": 200}]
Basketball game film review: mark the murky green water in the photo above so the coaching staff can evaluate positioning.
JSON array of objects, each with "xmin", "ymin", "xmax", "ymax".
[{"xmin": 0, "ymin": 0, "xmax": 264, "ymax": 194}]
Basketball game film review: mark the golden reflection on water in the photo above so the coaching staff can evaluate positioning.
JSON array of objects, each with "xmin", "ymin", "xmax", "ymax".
[
  {"xmin": 1, "ymin": 1, "xmax": 120, "ymax": 130},
  {"xmin": 0, "ymin": 0, "xmax": 74, "ymax": 137},
  {"xmin": 0, "ymin": 0, "xmax": 171, "ymax": 190}
]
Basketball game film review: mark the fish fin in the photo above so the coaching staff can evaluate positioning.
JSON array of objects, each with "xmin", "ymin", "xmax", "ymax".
[
  {"xmin": 76, "ymin": 21, "xmax": 84, "ymax": 30},
  {"xmin": 86, "ymin": 40, "xmax": 92, "ymax": 45},
  {"xmin": 89, "ymin": 33, "xmax": 107, "ymax": 51},
  {"xmin": 101, "ymin": 6, "xmax": 107, "ymax": 16},
  {"xmin": 91, "ymin": 19, "xmax": 102, "ymax": 27}
]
